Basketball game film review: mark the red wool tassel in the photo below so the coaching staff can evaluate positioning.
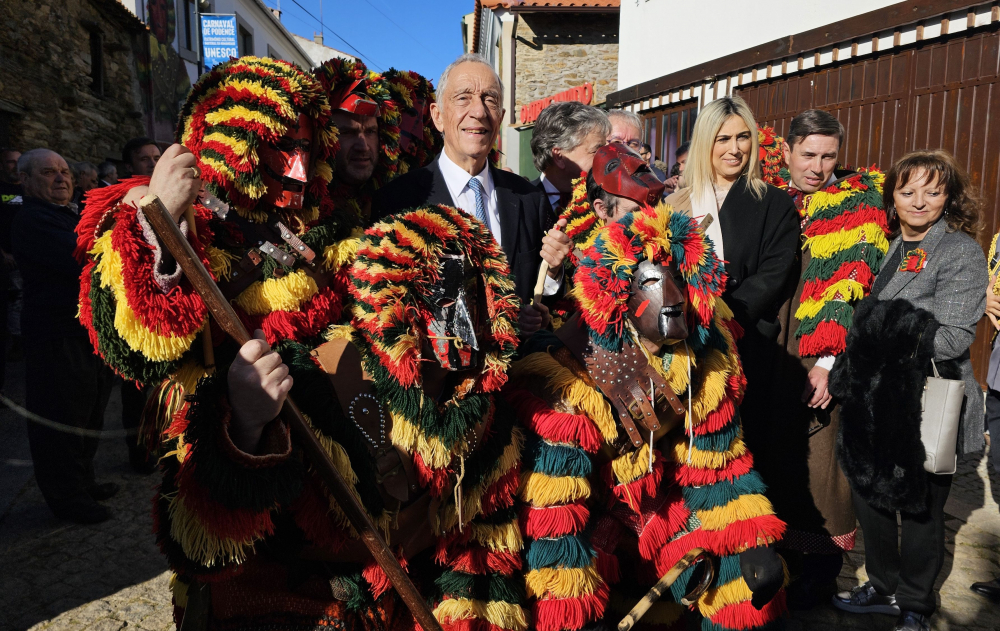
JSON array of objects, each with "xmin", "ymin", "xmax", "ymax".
[
  {"xmin": 655, "ymin": 530, "xmax": 709, "ymax": 578},
  {"xmin": 287, "ymin": 479, "xmax": 350, "ymax": 553},
  {"xmin": 801, "ymin": 261, "xmax": 875, "ymax": 301},
  {"xmin": 363, "ymin": 552, "xmax": 408, "ymax": 600},
  {"xmin": 413, "ymin": 453, "xmax": 451, "ymax": 497},
  {"xmin": 637, "ymin": 494, "xmax": 691, "ymax": 562},
  {"xmin": 508, "ymin": 391, "xmax": 603, "ymax": 453},
  {"xmin": 606, "ymin": 463, "xmax": 663, "ymax": 515},
  {"xmin": 798, "ymin": 320, "xmax": 848, "ymax": 358},
  {"xmin": 519, "ymin": 501, "xmax": 590, "ymax": 538},
  {"xmin": 174, "ymin": 461, "xmax": 276, "ymax": 542},
  {"xmin": 480, "ymin": 465, "xmax": 520, "ymax": 515},
  {"xmin": 74, "ymin": 177, "xmax": 151, "ymax": 260},
  {"xmin": 708, "ymin": 589, "xmax": 787, "ymax": 629},
  {"xmin": 700, "ymin": 514, "xmax": 787, "ymax": 557},
  {"xmin": 693, "ymin": 397, "xmax": 736, "ymax": 435},
  {"xmin": 674, "ymin": 452, "xmax": 755, "ymax": 487},
  {"xmin": 532, "ymin": 584, "xmax": 609, "ymax": 631}
]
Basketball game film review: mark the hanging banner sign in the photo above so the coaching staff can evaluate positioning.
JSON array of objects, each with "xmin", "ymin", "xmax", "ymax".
[
  {"xmin": 201, "ymin": 14, "xmax": 239, "ymax": 69},
  {"xmin": 520, "ymin": 83, "xmax": 594, "ymax": 124}
]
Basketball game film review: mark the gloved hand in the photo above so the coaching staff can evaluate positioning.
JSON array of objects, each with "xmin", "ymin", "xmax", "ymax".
[{"xmin": 739, "ymin": 545, "xmax": 784, "ymax": 610}]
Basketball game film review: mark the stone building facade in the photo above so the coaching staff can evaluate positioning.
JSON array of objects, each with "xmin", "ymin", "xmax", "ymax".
[
  {"xmin": 0, "ymin": 0, "xmax": 147, "ymax": 166},
  {"xmin": 467, "ymin": 1, "xmax": 619, "ymax": 176},
  {"xmin": 513, "ymin": 12, "xmax": 618, "ymax": 123}
]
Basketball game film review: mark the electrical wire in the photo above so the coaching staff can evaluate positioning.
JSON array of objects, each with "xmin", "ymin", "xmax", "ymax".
[{"xmin": 282, "ymin": 0, "xmax": 386, "ymax": 71}]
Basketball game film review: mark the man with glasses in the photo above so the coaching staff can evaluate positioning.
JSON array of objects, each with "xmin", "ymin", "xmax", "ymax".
[{"xmin": 607, "ymin": 109, "xmax": 645, "ymax": 153}]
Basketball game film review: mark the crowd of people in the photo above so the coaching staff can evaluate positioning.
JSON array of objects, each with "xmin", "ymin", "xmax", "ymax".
[{"xmin": 2, "ymin": 50, "xmax": 999, "ymax": 631}]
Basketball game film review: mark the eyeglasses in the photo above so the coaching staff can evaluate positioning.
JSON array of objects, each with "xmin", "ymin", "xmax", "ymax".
[{"xmin": 609, "ymin": 137, "xmax": 643, "ymax": 152}]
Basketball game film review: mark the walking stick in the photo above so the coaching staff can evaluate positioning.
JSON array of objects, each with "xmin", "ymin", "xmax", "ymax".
[
  {"xmin": 617, "ymin": 547, "xmax": 715, "ymax": 631},
  {"xmin": 139, "ymin": 195, "xmax": 444, "ymax": 631}
]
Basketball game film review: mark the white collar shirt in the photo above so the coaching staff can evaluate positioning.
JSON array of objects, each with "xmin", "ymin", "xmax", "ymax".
[{"xmin": 438, "ymin": 151, "xmax": 501, "ymax": 246}]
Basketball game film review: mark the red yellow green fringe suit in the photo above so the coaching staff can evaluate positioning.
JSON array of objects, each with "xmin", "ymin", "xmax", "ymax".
[
  {"xmin": 314, "ymin": 58, "xmax": 402, "ymax": 222},
  {"xmin": 384, "ymin": 69, "xmax": 444, "ymax": 176},
  {"xmin": 71, "ymin": 57, "xmax": 481, "ymax": 629},
  {"xmin": 507, "ymin": 204, "xmax": 787, "ymax": 631},
  {"xmin": 747, "ymin": 166, "xmax": 888, "ymax": 566}
]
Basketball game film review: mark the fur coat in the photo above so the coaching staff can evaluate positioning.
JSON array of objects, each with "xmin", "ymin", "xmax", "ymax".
[{"xmin": 829, "ymin": 297, "xmax": 959, "ymax": 513}]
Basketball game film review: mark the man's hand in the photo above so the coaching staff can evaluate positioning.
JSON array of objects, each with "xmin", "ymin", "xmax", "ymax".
[
  {"xmin": 227, "ymin": 330, "xmax": 294, "ymax": 454},
  {"xmin": 987, "ymin": 273, "xmax": 1000, "ymax": 331},
  {"xmin": 802, "ymin": 364, "xmax": 832, "ymax": 409},
  {"xmin": 519, "ymin": 303, "xmax": 551, "ymax": 336},
  {"xmin": 147, "ymin": 144, "xmax": 201, "ymax": 223},
  {"xmin": 663, "ymin": 174, "xmax": 680, "ymax": 193},
  {"xmin": 541, "ymin": 218, "xmax": 571, "ymax": 278}
]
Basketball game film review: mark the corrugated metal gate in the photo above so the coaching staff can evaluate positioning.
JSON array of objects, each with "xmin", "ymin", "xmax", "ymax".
[{"xmin": 736, "ymin": 24, "xmax": 1000, "ymax": 381}]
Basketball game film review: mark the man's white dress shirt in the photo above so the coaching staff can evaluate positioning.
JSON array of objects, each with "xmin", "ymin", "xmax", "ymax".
[{"xmin": 437, "ymin": 152, "xmax": 560, "ymax": 296}]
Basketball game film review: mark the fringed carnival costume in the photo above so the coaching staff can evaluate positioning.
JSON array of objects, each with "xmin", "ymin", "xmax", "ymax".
[
  {"xmin": 751, "ymin": 164, "xmax": 890, "ymax": 565},
  {"xmin": 313, "ymin": 58, "xmax": 402, "ymax": 222},
  {"xmin": 384, "ymin": 69, "xmax": 444, "ymax": 176},
  {"xmin": 342, "ymin": 204, "xmax": 528, "ymax": 631},
  {"xmin": 73, "ymin": 56, "xmax": 453, "ymax": 629},
  {"xmin": 76, "ymin": 56, "xmax": 345, "ymax": 445},
  {"xmin": 507, "ymin": 203, "xmax": 788, "ymax": 631}
]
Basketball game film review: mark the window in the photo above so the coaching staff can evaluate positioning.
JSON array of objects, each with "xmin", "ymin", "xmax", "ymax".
[
  {"xmin": 89, "ymin": 30, "xmax": 104, "ymax": 96},
  {"xmin": 267, "ymin": 44, "xmax": 282, "ymax": 60},
  {"xmin": 238, "ymin": 24, "xmax": 253, "ymax": 56}
]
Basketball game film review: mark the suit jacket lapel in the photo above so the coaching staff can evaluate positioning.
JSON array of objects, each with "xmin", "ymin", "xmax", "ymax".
[
  {"xmin": 880, "ymin": 219, "xmax": 946, "ymax": 299},
  {"xmin": 493, "ymin": 167, "xmax": 521, "ymax": 254},
  {"xmin": 427, "ymin": 158, "xmax": 458, "ymax": 206}
]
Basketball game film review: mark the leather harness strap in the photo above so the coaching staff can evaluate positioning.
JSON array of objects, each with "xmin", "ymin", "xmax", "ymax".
[{"xmin": 556, "ymin": 313, "xmax": 687, "ymax": 452}]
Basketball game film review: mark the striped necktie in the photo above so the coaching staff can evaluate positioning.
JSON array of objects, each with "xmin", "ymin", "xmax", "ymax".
[{"xmin": 467, "ymin": 177, "xmax": 489, "ymax": 227}]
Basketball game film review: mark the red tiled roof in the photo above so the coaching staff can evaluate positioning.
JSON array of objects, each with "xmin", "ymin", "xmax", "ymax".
[{"xmin": 482, "ymin": 0, "xmax": 619, "ymax": 7}]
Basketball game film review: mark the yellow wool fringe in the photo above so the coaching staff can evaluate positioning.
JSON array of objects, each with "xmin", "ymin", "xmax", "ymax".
[
  {"xmin": 390, "ymin": 411, "xmax": 453, "ymax": 468},
  {"xmin": 233, "ymin": 269, "xmax": 318, "ymax": 315},
  {"xmin": 168, "ymin": 494, "xmax": 255, "ymax": 568},
  {"xmin": 670, "ymin": 433, "xmax": 747, "ymax": 470},
  {"xmin": 206, "ymin": 245, "xmax": 239, "ymax": 281},
  {"xmin": 92, "ymin": 233, "xmax": 201, "ymax": 362},
  {"xmin": 696, "ymin": 560, "xmax": 789, "ymax": 618},
  {"xmin": 696, "ymin": 493, "xmax": 775, "ymax": 531},
  {"xmin": 439, "ymin": 429, "xmax": 524, "ymax": 533},
  {"xmin": 471, "ymin": 518, "xmax": 522, "ymax": 553},
  {"xmin": 525, "ymin": 565, "xmax": 602, "ymax": 599},
  {"xmin": 805, "ymin": 224, "xmax": 889, "ymax": 260},
  {"xmin": 519, "ymin": 471, "xmax": 591, "ymax": 507},
  {"xmin": 434, "ymin": 598, "xmax": 529, "ymax": 631},
  {"xmin": 512, "ymin": 353, "xmax": 618, "ymax": 443},
  {"xmin": 321, "ymin": 232, "xmax": 363, "ymax": 272},
  {"xmin": 695, "ymin": 577, "xmax": 754, "ymax": 618},
  {"xmin": 612, "ymin": 444, "xmax": 653, "ymax": 485}
]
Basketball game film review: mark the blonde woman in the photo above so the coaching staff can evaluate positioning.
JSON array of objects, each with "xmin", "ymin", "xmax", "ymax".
[
  {"xmin": 666, "ymin": 95, "xmax": 798, "ymax": 342},
  {"xmin": 666, "ymin": 97, "xmax": 800, "ymax": 545}
]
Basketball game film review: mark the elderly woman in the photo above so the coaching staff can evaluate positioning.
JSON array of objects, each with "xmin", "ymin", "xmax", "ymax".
[{"xmin": 830, "ymin": 150, "xmax": 986, "ymax": 631}]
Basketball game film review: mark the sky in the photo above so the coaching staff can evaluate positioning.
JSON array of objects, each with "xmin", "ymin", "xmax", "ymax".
[{"xmin": 260, "ymin": 0, "xmax": 473, "ymax": 84}]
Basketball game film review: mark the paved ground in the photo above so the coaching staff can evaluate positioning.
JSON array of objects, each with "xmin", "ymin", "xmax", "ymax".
[{"xmin": 2, "ymin": 356, "xmax": 1000, "ymax": 631}]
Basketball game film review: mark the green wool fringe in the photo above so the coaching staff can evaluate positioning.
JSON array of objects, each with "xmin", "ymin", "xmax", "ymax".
[
  {"xmin": 795, "ymin": 300, "xmax": 854, "ymax": 337},
  {"xmin": 801, "ymin": 242, "xmax": 886, "ymax": 284}
]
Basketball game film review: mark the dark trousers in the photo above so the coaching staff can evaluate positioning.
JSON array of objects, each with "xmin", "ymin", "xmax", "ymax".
[
  {"xmin": 853, "ymin": 472, "xmax": 953, "ymax": 616},
  {"xmin": 986, "ymin": 388, "xmax": 1000, "ymax": 474},
  {"xmin": 120, "ymin": 379, "xmax": 148, "ymax": 451},
  {"xmin": 25, "ymin": 336, "xmax": 114, "ymax": 508}
]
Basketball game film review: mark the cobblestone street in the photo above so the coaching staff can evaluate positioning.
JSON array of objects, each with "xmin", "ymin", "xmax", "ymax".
[{"xmin": 2, "ymin": 357, "xmax": 1000, "ymax": 631}]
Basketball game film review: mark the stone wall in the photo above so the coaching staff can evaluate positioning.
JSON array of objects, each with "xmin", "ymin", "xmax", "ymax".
[
  {"xmin": 514, "ymin": 12, "xmax": 618, "ymax": 124},
  {"xmin": 0, "ymin": 0, "xmax": 146, "ymax": 166}
]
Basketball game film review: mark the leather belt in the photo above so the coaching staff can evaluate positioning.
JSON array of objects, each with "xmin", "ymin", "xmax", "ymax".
[{"xmin": 556, "ymin": 314, "xmax": 686, "ymax": 452}]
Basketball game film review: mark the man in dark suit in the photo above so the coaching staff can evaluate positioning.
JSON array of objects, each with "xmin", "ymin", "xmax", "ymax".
[
  {"xmin": 528, "ymin": 101, "xmax": 609, "ymax": 215},
  {"xmin": 373, "ymin": 53, "xmax": 571, "ymax": 334}
]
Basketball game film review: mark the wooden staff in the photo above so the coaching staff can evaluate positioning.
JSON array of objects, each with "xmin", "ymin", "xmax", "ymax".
[
  {"xmin": 532, "ymin": 222, "xmax": 562, "ymax": 305},
  {"xmin": 617, "ymin": 547, "xmax": 715, "ymax": 631},
  {"xmin": 139, "ymin": 195, "xmax": 444, "ymax": 631}
]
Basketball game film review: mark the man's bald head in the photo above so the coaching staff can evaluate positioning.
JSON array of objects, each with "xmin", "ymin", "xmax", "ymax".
[{"xmin": 19, "ymin": 149, "xmax": 73, "ymax": 206}]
